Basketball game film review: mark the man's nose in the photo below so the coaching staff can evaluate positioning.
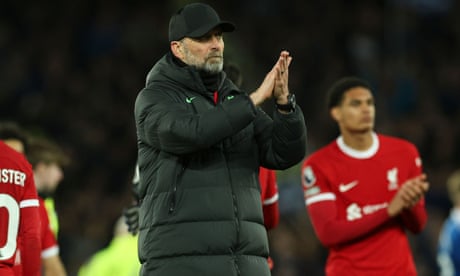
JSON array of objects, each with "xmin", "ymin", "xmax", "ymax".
[{"xmin": 210, "ymin": 35, "xmax": 222, "ymax": 47}]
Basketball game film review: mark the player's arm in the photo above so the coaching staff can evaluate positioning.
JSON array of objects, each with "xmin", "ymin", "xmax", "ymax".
[
  {"xmin": 303, "ymin": 164, "xmax": 389, "ymax": 247},
  {"xmin": 262, "ymin": 199, "xmax": 279, "ymax": 230},
  {"xmin": 39, "ymin": 199, "xmax": 67, "ymax": 276},
  {"xmin": 261, "ymin": 168, "xmax": 279, "ymax": 230},
  {"xmin": 400, "ymin": 199, "xmax": 427, "ymax": 233},
  {"xmin": 397, "ymin": 173, "xmax": 429, "ymax": 233},
  {"xmin": 398, "ymin": 153, "xmax": 429, "ymax": 233},
  {"xmin": 42, "ymin": 255, "xmax": 67, "ymax": 276},
  {"xmin": 20, "ymin": 190, "xmax": 41, "ymax": 275},
  {"xmin": 306, "ymin": 197, "xmax": 389, "ymax": 247}
]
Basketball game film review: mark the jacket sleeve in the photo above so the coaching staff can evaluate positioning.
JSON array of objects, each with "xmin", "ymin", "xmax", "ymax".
[
  {"xmin": 135, "ymin": 87, "xmax": 258, "ymax": 155},
  {"xmin": 255, "ymin": 106, "xmax": 307, "ymax": 170}
]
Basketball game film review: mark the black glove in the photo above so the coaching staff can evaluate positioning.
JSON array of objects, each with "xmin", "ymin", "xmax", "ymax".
[
  {"xmin": 124, "ymin": 163, "xmax": 141, "ymax": 235},
  {"xmin": 123, "ymin": 204, "xmax": 139, "ymax": 235}
]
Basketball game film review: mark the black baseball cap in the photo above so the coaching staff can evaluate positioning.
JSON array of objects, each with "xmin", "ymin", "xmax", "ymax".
[{"xmin": 168, "ymin": 3, "xmax": 235, "ymax": 42}]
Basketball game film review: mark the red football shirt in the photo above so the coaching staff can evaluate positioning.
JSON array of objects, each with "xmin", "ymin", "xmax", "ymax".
[
  {"xmin": 259, "ymin": 167, "xmax": 279, "ymax": 230},
  {"xmin": 0, "ymin": 141, "xmax": 41, "ymax": 276},
  {"xmin": 302, "ymin": 133, "xmax": 427, "ymax": 276},
  {"xmin": 259, "ymin": 167, "xmax": 279, "ymax": 270}
]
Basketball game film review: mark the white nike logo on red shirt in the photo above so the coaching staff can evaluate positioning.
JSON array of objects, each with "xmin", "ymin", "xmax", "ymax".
[{"xmin": 339, "ymin": 180, "xmax": 359, "ymax": 192}]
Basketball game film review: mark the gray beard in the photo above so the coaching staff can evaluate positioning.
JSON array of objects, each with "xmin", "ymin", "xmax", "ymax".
[
  {"xmin": 189, "ymin": 58, "xmax": 223, "ymax": 74},
  {"xmin": 182, "ymin": 47, "xmax": 223, "ymax": 74},
  {"xmin": 203, "ymin": 60, "xmax": 223, "ymax": 74}
]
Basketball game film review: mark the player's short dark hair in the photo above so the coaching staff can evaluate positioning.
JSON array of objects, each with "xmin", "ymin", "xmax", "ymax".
[
  {"xmin": 326, "ymin": 77, "xmax": 372, "ymax": 109},
  {"xmin": 0, "ymin": 121, "xmax": 29, "ymax": 152}
]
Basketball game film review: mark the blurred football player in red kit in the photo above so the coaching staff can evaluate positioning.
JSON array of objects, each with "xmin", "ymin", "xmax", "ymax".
[
  {"xmin": 0, "ymin": 122, "xmax": 41, "ymax": 276},
  {"xmin": 258, "ymin": 167, "xmax": 279, "ymax": 270},
  {"xmin": 26, "ymin": 137, "xmax": 68, "ymax": 276},
  {"xmin": 301, "ymin": 77, "xmax": 429, "ymax": 276},
  {"xmin": 259, "ymin": 167, "xmax": 279, "ymax": 230}
]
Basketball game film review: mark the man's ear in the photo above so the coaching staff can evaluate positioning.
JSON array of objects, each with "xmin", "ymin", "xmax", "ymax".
[
  {"xmin": 330, "ymin": 107, "xmax": 340, "ymax": 122},
  {"xmin": 170, "ymin": 41, "xmax": 183, "ymax": 59}
]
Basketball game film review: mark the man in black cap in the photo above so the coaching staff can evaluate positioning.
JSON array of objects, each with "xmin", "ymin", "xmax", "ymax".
[{"xmin": 134, "ymin": 3, "xmax": 307, "ymax": 275}]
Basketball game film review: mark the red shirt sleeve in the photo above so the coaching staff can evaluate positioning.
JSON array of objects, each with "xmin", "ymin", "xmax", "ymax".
[
  {"xmin": 307, "ymin": 199, "xmax": 390, "ymax": 247},
  {"xmin": 400, "ymin": 199, "xmax": 427, "ymax": 233},
  {"xmin": 20, "ymin": 167, "xmax": 41, "ymax": 276},
  {"xmin": 259, "ymin": 168, "xmax": 279, "ymax": 230},
  {"xmin": 400, "ymin": 152, "xmax": 427, "ymax": 233},
  {"xmin": 303, "ymin": 162, "xmax": 390, "ymax": 248},
  {"xmin": 20, "ymin": 205, "xmax": 41, "ymax": 276}
]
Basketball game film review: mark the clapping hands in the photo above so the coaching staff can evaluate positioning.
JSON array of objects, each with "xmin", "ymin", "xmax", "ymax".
[
  {"xmin": 387, "ymin": 174, "xmax": 429, "ymax": 217},
  {"xmin": 250, "ymin": 50, "xmax": 292, "ymax": 106}
]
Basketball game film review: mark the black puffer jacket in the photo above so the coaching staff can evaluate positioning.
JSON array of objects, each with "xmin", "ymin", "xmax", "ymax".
[{"xmin": 134, "ymin": 52, "xmax": 307, "ymax": 276}]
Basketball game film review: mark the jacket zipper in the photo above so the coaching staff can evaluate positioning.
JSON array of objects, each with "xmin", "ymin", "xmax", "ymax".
[
  {"xmin": 169, "ymin": 163, "xmax": 186, "ymax": 214},
  {"xmin": 223, "ymin": 151, "xmax": 241, "ymax": 275},
  {"xmin": 229, "ymin": 247, "xmax": 241, "ymax": 275}
]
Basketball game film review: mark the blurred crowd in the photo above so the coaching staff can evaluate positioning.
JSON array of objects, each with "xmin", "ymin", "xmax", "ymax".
[{"xmin": 1, "ymin": 0, "xmax": 459, "ymax": 275}]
